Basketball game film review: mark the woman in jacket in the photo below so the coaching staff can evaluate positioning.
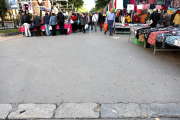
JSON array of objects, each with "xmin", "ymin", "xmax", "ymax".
[
  {"xmin": 33, "ymin": 13, "xmax": 41, "ymax": 37},
  {"xmin": 44, "ymin": 12, "xmax": 50, "ymax": 36},
  {"xmin": 57, "ymin": 11, "xmax": 65, "ymax": 35},
  {"xmin": 71, "ymin": 14, "xmax": 77, "ymax": 33},
  {"xmin": 98, "ymin": 12, "xmax": 104, "ymax": 31},
  {"xmin": 50, "ymin": 13, "xmax": 57, "ymax": 36},
  {"xmin": 81, "ymin": 13, "xmax": 87, "ymax": 33},
  {"xmin": 162, "ymin": 12, "xmax": 171, "ymax": 27}
]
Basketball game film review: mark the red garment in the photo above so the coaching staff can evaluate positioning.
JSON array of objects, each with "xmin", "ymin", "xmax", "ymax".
[
  {"xmin": 100, "ymin": 23, "xmax": 103, "ymax": 27},
  {"xmin": 72, "ymin": 16, "xmax": 76, "ymax": 21},
  {"xmin": 133, "ymin": 15, "xmax": 140, "ymax": 23},
  {"xmin": 148, "ymin": 31, "xmax": 170, "ymax": 45},
  {"xmin": 161, "ymin": 6, "xmax": 168, "ymax": 10}
]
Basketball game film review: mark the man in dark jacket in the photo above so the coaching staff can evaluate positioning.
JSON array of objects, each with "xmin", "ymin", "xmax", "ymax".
[
  {"xmin": 24, "ymin": 13, "xmax": 31, "ymax": 37},
  {"xmin": 57, "ymin": 11, "xmax": 64, "ymax": 35},
  {"xmin": 44, "ymin": 12, "xmax": 50, "ymax": 36},
  {"xmin": 20, "ymin": 12, "xmax": 25, "ymax": 26},
  {"xmin": 150, "ymin": 9, "xmax": 160, "ymax": 27},
  {"xmin": 33, "ymin": 13, "xmax": 42, "ymax": 37},
  {"xmin": 98, "ymin": 12, "xmax": 104, "ymax": 31}
]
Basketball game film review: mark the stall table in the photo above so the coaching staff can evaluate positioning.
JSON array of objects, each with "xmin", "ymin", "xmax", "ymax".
[{"xmin": 19, "ymin": 23, "xmax": 72, "ymax": 35}]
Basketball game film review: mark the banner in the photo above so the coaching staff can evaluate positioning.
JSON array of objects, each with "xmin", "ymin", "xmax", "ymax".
[
  {"xmin": 116, "ymin": 0, "xmax": 123, "ymax": 9},
  {"xmin": 127, "ymin": 4, "xmax": 134, "ymax": 10}
]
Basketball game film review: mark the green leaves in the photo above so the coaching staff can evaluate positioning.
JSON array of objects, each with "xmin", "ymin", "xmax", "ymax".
[
  {"xmin": 0, "ymin": 0, "xmax": 7, "ymax": 14},
  {"xmin": 95, "ymin": 0, "xmax": 110, "ymax": 10}
]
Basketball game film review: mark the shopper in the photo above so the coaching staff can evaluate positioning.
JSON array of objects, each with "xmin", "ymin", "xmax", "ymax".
[
  {"xmin": 20, "ymin": 12, "xmax": 25, "ymax": 26},
  {"xmin": 125, "ymin": 13, "xmax": 131, "ymax": 23},
  {"xmin": 57, "ymin": 11, "xmax": 65, "ymax": 35},
  {"xmin": 44, "ymin": 12, "xmax": 50, "ymax": 36},
  {"xmin": 24, "ymin": 13, "xmax": 31, "ymax": 37},
  {"xmin": 72, "ymin": 14, "xmax": 77, "ymax": 33},
  {"xmin": 76, "ymin": 13, "xmax": 82, "ymax": 32},
  {"xmin": 162, "ymin": 12, "xmax": 171, "ymax": 27},
  {"xmin": 98, "ymin": 12, "xmax": 104, "ymax": 31},
  {"xmin": 145, "ymin": 12, "xmax": 151, "ymax": 23},
  {"xmin": 90, "ymin": 13, "xmax": 93, "ymax": 30},
  {"xmin": 133, "ymin": 13, "xmax": 140, "ymax": 23},
  {"xmin": 92, "ymin": 12, "xmax": 98, "ymax": 32},
  {"xmin": 87, "ymin": 13, "xmax": 91, "ymax": 30},
  {"xmin": 50, "ymin": 13, "xmax": 57, "ymax": 36},
  {"xmin": 81, "ymin": 13, "xmax": 87, "ymax": 33},
  {"xmin": 33, "ymin": 13, "xmax": 41, "ymax": 37},
  {"xmin": 105, "ymin": 8, "xmax": 115, "ymax": 36},
  {"xmin": 150, "ymin": 9, "xmax": 160, "ymax": 27}
]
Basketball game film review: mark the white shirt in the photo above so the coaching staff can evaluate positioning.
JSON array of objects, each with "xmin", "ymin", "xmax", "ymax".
[{"xmin": 92, "ymin": 14, "xmax": 98, "ymax": 22}]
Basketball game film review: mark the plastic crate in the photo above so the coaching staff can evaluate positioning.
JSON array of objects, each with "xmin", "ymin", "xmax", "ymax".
[
  {"xmin": 134, "ymin": 37, "xmax": 144, "ymax": 45},
  {"xmin": 56, "ymin": 30, "xmax": 60, "ymax": 35},
  {"xmin": 31, "ymin": 31, "xmax": 36, "ymax": 36}
]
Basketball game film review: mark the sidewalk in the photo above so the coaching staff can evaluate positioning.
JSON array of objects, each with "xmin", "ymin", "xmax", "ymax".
[{"xmin": 0, "ymin": 34, "xmax": 22, "ymax": 42}]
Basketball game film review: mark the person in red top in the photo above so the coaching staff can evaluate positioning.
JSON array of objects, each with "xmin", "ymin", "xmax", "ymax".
[
  {"xmin": 71, "ymin": 14, "xmax": 77, "ymax": 33},
  {"xmin": 133, "ymin": 13, "xmax": 140, "ymax": 23}
]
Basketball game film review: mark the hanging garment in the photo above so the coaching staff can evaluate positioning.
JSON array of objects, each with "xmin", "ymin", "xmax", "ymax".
[
  {"xmin": 123, "ymin": 0, "xmax": 130, "ymax": 8},
  {"xmin": 167, "ymin": 10, "xmax": 175, "ymax": 15},
  {"xmin": 117, "ymin": 0, "xmax": 123, "ymax": 9},
  {"xmin": 147, "ymin": 0, "xmax": 155, "ymax": 4},
  {"xmin": 150, "ymin": 4, "xmax": 155, "ymax": 9},
  {"xmin": 164, "ymin": 0, "xmax": 171, "ymax": 7},
  {"xmin": 144, "ymin": 4, "xmax": 150, "ymax": 9},
  {"xmin": 109, "ymin": 2, "xmax": 112, "ymax": 11},
  {"xmin": 137, "ymin": 9, "xmax": 142, "ymax": 14},
  {"xmin": 137, "ymin": 5, "xmax": 143, "ymax": 9},
  {"xmin": 171, "ymin": 0, "xmax": 180, "ymax": 8},
  {"xmin": 156, "ymin": 5, "xmax": 162, "ymax": 9},
  {"xmin": 139, "ymin": 34, "xmax": 145, "ymax": 42},
  {"xmin": 130, "ymin": 0, "xmax": 134, "ymax": 4},
  {"xmin": 161, "ymin": 6, "xmax": 168, "ymax": 10},
  {"xmin": 157, "ymin": 0, "xmax": 165, "ymax": 5}
]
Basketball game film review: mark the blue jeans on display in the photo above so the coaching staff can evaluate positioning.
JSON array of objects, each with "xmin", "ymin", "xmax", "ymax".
[
  {"xmin": 45, "ymin": 24, "xmax": 50, "ymax": 36},
  {"xmin": 107, "ymin": 20, "xmax": 114, "ymax": 35}
]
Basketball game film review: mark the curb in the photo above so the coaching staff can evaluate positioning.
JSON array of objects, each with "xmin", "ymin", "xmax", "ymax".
[{"xmin": 0, "ymin": 103, "xmax": 180, "ymax": 119}]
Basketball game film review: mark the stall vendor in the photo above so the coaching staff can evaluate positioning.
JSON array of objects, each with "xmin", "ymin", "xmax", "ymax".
[
  {"xmin": 133, "ymin": 13, "xmax": 140, "ymax": 23},
  {"xmin": 125, "ymin": 13, "xmax": 131, "ymax": 23}
]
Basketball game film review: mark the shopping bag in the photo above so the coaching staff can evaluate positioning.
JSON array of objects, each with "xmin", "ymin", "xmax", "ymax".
[
  {"xmin": 49, "ymin": 25, "xmax": 52, "ymax": 30},
  {"xmin": 103, "ymin": 23, "xmax": 108, "ymax": 31},
  {"xmin": 88, "ymin": 25, "xmax": 91, "ymax": 31},
  {"xmin": 85, "ymin": 24, "xmax": 89, "ymax": 29}
]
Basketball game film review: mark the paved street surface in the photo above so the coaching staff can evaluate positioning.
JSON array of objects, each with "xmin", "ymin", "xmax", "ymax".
[{"xmin": 0, "ymin": 30, "xmax": 180, "ymax": 119}]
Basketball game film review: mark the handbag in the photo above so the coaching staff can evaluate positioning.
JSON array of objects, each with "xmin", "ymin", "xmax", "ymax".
[
  {"xmin": 84, "ymin": 24, "xmax": 89, "ymax": 29},
  {"xmin": 49, "ymin": 25, "xmax": 52, "ymax": 30},
  {"xmin": 146, "ymin": 19, "xmax": 153, "ymax": 26}
]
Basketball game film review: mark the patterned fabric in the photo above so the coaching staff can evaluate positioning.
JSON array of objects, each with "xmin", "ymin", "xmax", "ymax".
[
  {"xmin": 148, "ymin": 31, "xmax": 170, "ymax": 45},
  {"xmin": 156, "ymin": 33, "xmax": 175, "ymax": 42},
  {"xmin": 172, "ymin": 0, "xmax": 180, "ymax": 8},
  {"xmin": 139, "ymin": 34, "xmax": 145, "ymax": 42},
  {"xmin": 166, "ymin": 36, "xmax": 180, "ymax": 45},
  {"xmin": 164, "ymin": 0, "xmax": 171, "ymax": 7},
  {"xmin": 147, "ymin": 0, "xmax": 155, "ymax": 4},
  {"xmin": 157, "ymin": 0, "xmax": 165, "ymax": 5}
]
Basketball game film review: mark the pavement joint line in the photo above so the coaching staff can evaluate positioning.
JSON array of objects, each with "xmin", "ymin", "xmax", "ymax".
[{"xmin": 0, "ymin": 103, "xmax": 180, "ymax": 119}]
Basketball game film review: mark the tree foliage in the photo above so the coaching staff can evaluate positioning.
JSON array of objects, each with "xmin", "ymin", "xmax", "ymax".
[
  {"xmin": 0, "ymin": 0, "xmax": 8, "ymax": 21},
  {"xmin": 95, "ymin": 0, "xmax": 110, "ymax": 10},
  {"xmin": 78, "ymin": 5, "xmax": 88, "ymax": 13},
  {"xmin": 57, "ymin": 0, "xmax": 84, "ymax": 9}
]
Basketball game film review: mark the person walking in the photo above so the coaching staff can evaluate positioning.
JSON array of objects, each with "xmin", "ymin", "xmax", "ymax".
[
  {"xmin": 105, "ymin": 8, "xmax": 115, "ymax": 36},
  {"xmin": 90, "ymin": 13, "xmax": 93, "ymax": 30},
  {"xmin": 71, "ymin": 14, "xmax": 77, "ymax": 33},
  {"xmin": 44, "ymin": 12, "xmax": 50, "ymax": 36},
  {"xmin": 92, "ymin": 12, "xmax": 98, "ymax": 32},
  {"xmin": 98, "ymin": 12, "xmax": 104, "ymax": 31},
  {"xmin": 150, "ymin": 9, "xmax": 160, "ymax": 27},
  {"xmin": 87, "ymin": 13, "xmax": 91, "ymax": 30},
  {"xmin": 24, "ymin": 13, "xmax": 31, "ymax": 37},
  {"xmin": 81, "ymin": 13, "xmax": 88, "ymax": 33},
  {"xmin": 33, "ymin": 13, "xmax": 41, "ymax": 37},
  {"xmin": 57, "ymin": 11, "xmax": 65, "ymax": 35},
  {"xmin": 50, "ymin": 13, "xmax": 57, "ymax": 36}
]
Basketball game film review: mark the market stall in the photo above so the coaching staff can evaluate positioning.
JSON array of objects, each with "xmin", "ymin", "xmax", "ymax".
[{"xmin": 19, "ymin": 23, "xmax": 72, "ymax": 35}]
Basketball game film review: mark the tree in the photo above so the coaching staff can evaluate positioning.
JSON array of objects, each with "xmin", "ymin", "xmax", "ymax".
[
  {"xmin": 57, "ymin": 0, "xmax": 84, "ymax": 10},
  {"xmin": 0, "ymin": 0, "xmax": 8, "ymax": 21},
  {"xmin": 78, "ymin": 5, "xmax": 88, "ymax": 13},
  {"xmin": 95, "ymin": 0, "xmax": 110, "ymax": 10},
  {"xmin": 89, "ymin": 7, "xmax": 96, "ymax": 13}
]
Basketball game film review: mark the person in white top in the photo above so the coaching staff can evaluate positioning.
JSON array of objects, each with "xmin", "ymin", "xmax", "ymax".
[{"xmin": 92, "ymin": 12, "xmax": 99, "ymax": 32}]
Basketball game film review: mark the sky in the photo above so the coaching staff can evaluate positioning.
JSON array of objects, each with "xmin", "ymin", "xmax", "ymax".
[{"xmin": 83, "ymin": 0, "xmax": 95, "ymax": 11}]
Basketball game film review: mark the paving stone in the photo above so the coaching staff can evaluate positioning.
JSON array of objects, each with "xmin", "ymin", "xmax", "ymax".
[
  {"xmin": 101, "ymin": 103, "xmax": 141, "ymax": 118},
  {"xmin": 55, "ymin": 103, "xmax": 99, "ymax": 118},
  {"xmin": 0, "ymin": 104, "xmax": 12, "ymax": 119},
  {"xmin": 101, "ymin": 104, "xmax": 119, "ymax": 118},
  {"xmin": 8, "ymin": 104, "xmax": 56, "ymax": 119},
  {"xmin": 141, "ymin": 103, "xmax": 180, "ymax": 117}
]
